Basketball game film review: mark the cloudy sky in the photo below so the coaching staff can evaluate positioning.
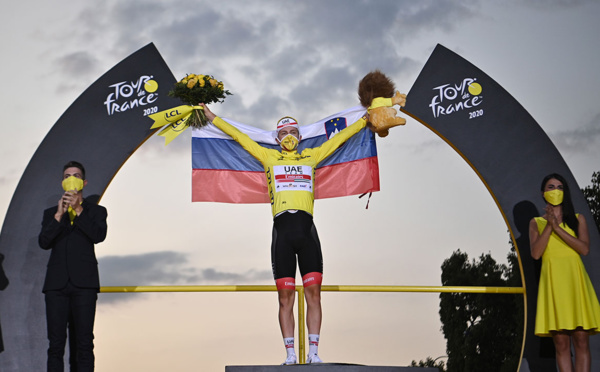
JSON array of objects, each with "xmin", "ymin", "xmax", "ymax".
[{"xmin": 1, "ymin": 0, "xmax": 600, "ymax": 370}]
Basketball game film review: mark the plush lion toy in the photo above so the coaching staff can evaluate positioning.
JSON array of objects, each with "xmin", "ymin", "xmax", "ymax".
[{"xmin": 358, "ymin": 70, "xmax": 407, "ymax": 137}]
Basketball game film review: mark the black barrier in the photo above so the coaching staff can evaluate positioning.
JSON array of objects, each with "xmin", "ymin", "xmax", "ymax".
[
  {"xmin": 0, "ymin": 43, "xmax": 178, "ymax": 371},
  {"xmin": 402, "ymin": 44, "xmax": 600, "ymax": 372}
]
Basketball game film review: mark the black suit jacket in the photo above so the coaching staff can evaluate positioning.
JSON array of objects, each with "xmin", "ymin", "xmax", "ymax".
[{"xmin": 38, "ymin": 199, "xmax": 108, "ymax": 292}]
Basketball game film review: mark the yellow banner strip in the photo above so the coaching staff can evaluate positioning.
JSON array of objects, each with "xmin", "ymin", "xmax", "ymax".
[
  {"xmin": 148, "ymin": 105, "xmax": 203, "ymax": 145},
  {"xmin": 100, "ymin": 285, "xmax": 525, "ymax": 294},
  {"xmin": 148, "ymin": 105, "xmax": 200, "ymax": 129}
]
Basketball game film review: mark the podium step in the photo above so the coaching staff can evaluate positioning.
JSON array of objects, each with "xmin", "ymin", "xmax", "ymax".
[{"xmin": 226, "ymin": 364, "xmax": 439, "ymax": 371}]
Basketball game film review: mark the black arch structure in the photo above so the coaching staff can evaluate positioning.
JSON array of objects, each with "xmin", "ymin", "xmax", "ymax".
[
  {"xmin": 0, "ymin": 43, "xmax": 597, "ymax": 371},
  {"xmin": 401, "ymin": 44, "xmax": 600, "ymax": 371},
  {"xmin": 0, "ymin": 43, "xmax": 178, "ymax": 370}
]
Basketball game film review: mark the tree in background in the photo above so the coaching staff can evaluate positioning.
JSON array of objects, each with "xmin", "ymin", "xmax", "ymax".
[
  {"xmin": 582, "ymin": 171, "xmax": 600, "ymax": 233},
  {"xmin": 410, "ymin": 356, "xmax": 447, "ymax": 372},
  {"xmin": 438, "ymin": 247, "xmax": 523, "ymax": 372}
]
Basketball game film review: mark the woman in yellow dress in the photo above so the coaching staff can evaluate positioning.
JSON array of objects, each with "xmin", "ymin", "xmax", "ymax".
[{"xmin": 530, "ymin": 173, "xmax": 600, "ymax": 372}]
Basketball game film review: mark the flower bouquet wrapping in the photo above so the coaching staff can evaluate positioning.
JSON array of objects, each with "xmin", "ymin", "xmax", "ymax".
[
  {"xmin": 168, "ymin": 73, "xmax": 232, "ymax": 128},
  {"xmin": 148, "ymin": 73, "xmax": 232, "ymax": 145}
]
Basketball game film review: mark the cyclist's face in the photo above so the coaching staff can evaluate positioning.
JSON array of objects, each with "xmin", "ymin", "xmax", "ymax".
[{"xmin": 277, "ymin": 127, "xmax": 300, "ymax": 141}]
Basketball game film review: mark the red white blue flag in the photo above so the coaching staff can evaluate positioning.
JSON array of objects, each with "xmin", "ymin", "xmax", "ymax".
[{"xmin": 191, "ymin": 106, "xmax": 380, "ymax": 203}]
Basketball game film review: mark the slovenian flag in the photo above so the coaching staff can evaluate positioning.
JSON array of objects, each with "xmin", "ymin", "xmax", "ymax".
[{"xmin": 191, "ymin": 106, "xmax": 380, "ymax": 203}]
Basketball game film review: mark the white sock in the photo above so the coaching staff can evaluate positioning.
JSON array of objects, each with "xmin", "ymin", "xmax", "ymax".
[
  {"xmin": 308, "ymin": 334, "xmax": 320, "ymax": 355},
  {"xmin": 284, "ymin": 337, "xmax": 295, "ymax": 357}
]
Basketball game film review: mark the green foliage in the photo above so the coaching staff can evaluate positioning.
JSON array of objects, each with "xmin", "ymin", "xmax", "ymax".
[
  {"xmin": 581, "ymin": 171, "xmax": 600, "ymax": 233},
  {"xmin": 410, "ymin": 356, "xmax": 447, "ymax": 371},
  {"xmin": 439, "ymin": 248, "xmax": 523, "ymax": 372}
]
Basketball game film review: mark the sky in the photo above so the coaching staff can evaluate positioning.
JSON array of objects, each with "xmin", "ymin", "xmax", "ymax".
[{"xmin": 1, "ymin": 0, "xmax": 600, "ymax": 370}]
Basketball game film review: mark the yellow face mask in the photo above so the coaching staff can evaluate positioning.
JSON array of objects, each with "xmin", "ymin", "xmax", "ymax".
[
  {"xmin": 62, "ymin": 176, "xmax": 84, "ymax": 192},
  {"xmin": 279, "ymin": 134, "xmax": 299, "ymax": 151},
  {"xmin": 544, "ymin": 189, "xmax": 564, "ymax": 206}
]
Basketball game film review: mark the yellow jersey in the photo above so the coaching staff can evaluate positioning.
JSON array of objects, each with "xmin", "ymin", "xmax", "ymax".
[{"xmin": 211, "ymin": 116, "xmax": 367, "ymax": 217}]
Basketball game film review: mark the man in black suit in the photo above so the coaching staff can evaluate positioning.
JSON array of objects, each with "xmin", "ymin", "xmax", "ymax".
[{"xmin": 39, "ymin": 161, "xmax": 107, "ymax": 372}]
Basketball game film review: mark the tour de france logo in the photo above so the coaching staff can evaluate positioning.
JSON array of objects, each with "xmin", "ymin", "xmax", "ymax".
[
  {"xmin": 103, "ymin": 75, "xmax": 160, "ymax": 116},
  {"xmin": 428, "ymin": 78, "xmax": 484, "ymax": 120}
]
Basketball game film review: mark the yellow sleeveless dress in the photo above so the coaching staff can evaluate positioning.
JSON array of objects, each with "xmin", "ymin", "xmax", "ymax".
[{"xmin": 534, "ymin": 216, "xmax": 600, "ymax": 336}]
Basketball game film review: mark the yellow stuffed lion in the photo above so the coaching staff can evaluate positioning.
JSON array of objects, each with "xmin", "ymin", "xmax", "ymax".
[{"xmin": 358, "ymin": 70, "xmax": 407, "ymax": 137}]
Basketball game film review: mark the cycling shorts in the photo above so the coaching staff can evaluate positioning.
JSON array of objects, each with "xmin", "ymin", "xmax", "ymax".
[{"xmin": 271, "ymin": 211, "xmax": 323, "ymax": 286}]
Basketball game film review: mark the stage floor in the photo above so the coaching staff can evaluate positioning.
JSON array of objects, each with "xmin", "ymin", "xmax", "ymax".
[{"xmin": 226, "ymin": 363, "xmax": 439, "ymax": 371}]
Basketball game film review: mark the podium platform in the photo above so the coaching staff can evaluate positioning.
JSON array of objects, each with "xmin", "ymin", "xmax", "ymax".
[{"xmin": 226, "ymin": 364, "xmax": 438, "ymax": 371}]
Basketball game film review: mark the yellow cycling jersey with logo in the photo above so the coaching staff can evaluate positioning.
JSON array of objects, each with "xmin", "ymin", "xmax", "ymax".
[{"xmin": 211, "ymin": 116, "xmax": 367, "ymax": 217}]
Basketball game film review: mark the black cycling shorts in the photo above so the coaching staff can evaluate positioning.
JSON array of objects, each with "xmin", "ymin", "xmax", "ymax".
[{"xmin": 271, "ymin": 211, "xmax": 323, "ymax": 280}]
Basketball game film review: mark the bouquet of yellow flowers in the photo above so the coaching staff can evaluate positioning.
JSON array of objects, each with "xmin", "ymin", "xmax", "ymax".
[{"xmin": 168, "ymin": 73, "xmax": 232, "ymax": 127}]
